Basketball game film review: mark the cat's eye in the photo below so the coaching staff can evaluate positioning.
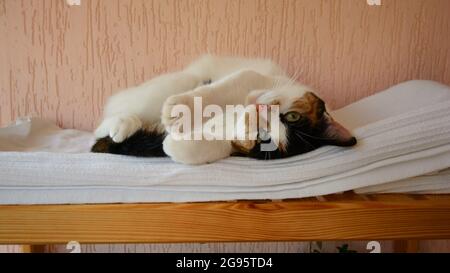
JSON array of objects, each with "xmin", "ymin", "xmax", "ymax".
[{"xmin": 284, "ymin": 112, "xmax": 302, "ymax": 123}]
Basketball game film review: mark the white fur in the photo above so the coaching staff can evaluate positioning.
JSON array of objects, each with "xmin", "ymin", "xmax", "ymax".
[
  {"xmin": 95, "ymin": 55, "xmax": 318, "ymax": 164},
  {"xmin": 163, "ymin": 134, "xmax": 233, "ymax": 165}
]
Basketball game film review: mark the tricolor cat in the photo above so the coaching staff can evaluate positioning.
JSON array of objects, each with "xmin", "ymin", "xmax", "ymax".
[{"xmin": 92, "ymin": 55, "xmax": 356, "ymax": 164}]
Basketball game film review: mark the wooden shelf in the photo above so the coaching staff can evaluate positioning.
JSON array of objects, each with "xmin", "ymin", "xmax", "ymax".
[{"xmin": 1, "ymin": 193, "xmax": 450, "ymax": 244}]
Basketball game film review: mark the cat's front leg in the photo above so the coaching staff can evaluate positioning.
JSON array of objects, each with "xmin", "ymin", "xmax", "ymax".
[
  {"xmin": 161, "ymin": 70, "xmax": 275, "ymax": 130},
  {"xmin": 95, "ymin": 71, "xmax": 202, "ymax": 143},
  {"xmin": 94, "ymin": 114, "xmax": 142, "ymax": 143},
  {"xmin": 161, "ymin": 93, "xmax": 196, "ymax": 130}
]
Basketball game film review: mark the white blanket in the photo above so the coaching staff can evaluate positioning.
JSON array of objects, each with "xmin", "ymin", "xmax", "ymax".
[{"xmin": 1, "ymin": 80, "xmax": 449, "ymax": 204}]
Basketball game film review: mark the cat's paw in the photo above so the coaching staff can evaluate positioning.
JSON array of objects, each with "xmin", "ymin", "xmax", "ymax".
[
  {"xmin": 161, "ymin": 94, "xmax": 194, "ymax": 131},
  {"xmin": 94, "ymin": 114, "xmax": 142, "ymax": 143}
]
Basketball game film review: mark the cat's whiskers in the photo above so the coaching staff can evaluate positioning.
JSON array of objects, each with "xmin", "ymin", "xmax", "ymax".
[
  {"xmin": 293, "ymin": 131, "xmax": 315, "ymax": 150},
  {"xmin": 288, "ymin": 70, "xmax": 300, "ymax": 86},
  {"xmin": 296, "ymin": 130, "xmax": 336, "ymax": 141},
  {"xmin": 271, "ymin": 69, "xmax": 300, "ymax": 92},
  {"xmin": 271, "ymin": 77, "xmax": 282, "ymax": 90}
]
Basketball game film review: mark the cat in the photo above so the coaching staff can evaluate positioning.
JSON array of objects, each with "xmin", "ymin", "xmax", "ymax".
[{"xmin": 91, "ymin": 55, "xmax": 356, "ymax": 164}]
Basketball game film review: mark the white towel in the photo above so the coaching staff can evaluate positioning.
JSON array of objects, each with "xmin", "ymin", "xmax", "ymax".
[
  {"xmin": 0, "ymin": 80, "xmax": 449, "ymax": 204},
  {"xmin": 356, "ymin": 168, "xmax": 450, "ymax": 194}
]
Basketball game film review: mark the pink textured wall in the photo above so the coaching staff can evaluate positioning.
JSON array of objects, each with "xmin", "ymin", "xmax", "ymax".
[{"xmin": 1, "ymin": 0, "xmax": 450, "ymax": 131}]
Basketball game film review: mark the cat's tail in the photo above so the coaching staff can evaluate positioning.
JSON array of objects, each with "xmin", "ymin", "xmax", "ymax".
[{"xmin": 91, "ymin": 129, "xmax": 167, "ymax": 157}]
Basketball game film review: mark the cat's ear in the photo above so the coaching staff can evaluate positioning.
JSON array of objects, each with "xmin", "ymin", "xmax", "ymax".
[
  {"xmin": 245, "ymin": 90, "xmax": 268, "ymax": 105},
  {"xmin": 321, "ymin": 113, "xmax": 357, "ymax": 147}
]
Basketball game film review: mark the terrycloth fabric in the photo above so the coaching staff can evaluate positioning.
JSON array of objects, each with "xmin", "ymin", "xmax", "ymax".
[
  {"xmin": 356, "ymin": 168, "xmax": 450, "ymax": 194},
  {"xmin": 0, "ymin": 80, "xmax": 449, "ymax": 204}
]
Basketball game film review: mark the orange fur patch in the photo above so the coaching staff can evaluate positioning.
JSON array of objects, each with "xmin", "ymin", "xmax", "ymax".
[{"xmin": 288, "ymin": 92, "xmax": 323, "ymax": 126}]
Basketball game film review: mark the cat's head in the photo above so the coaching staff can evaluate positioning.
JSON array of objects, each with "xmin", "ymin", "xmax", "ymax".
[{"xmin": 232, "ymin": 83, "xmax": 357, "ymax": 159}]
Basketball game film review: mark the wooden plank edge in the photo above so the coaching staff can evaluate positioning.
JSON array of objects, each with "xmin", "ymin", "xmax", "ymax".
[{"xmin": 0, "ymin": 198, "xmax": 450, "ymax": 244}]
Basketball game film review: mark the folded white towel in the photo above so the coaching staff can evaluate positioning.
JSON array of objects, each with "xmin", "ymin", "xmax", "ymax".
[
  {"xmin": 0, "ymin": 80, "xmax": 449, "ymax": 204},
  {"xmin": 356, "ymin": 168, "xmax": 450, "ymax": 194}
]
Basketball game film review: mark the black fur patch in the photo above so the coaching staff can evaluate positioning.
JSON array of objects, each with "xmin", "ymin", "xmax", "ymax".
[
  {"xmin": 91, "ymin": 129, "xmax": 167, "ymax": 157},
  {"xmin": 245, "ymin": 112, "xmax": 356, "ymax": 160}
]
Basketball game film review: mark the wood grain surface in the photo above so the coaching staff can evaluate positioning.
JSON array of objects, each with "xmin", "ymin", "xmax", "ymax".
[
  {"xmin": 1, "ymin": 194, "xmax": 450, "ymax": 244},
  {"xmin": 1, "ymin": 0, "xmax": 450, "ymax": 130}
]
